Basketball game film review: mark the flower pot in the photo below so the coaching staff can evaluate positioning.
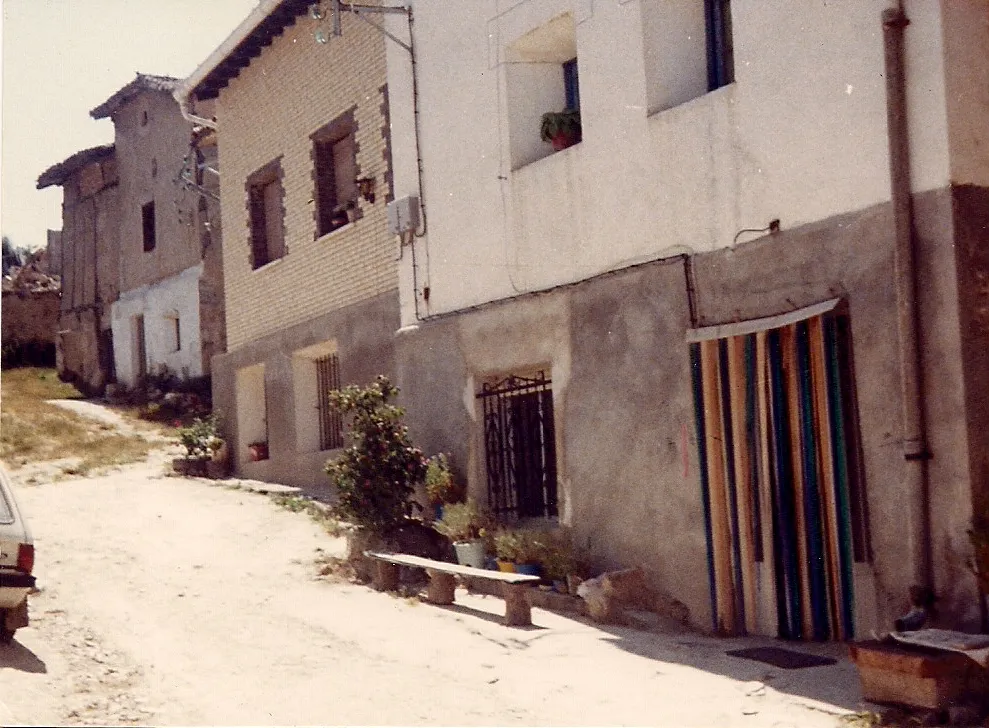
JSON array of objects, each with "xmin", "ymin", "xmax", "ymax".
[
  {"xmin": 551, "ymin": 131, "xmax": 579, "ymax": 151},
  {"xmin": 248, "ymin": 442, "xmax": 269, "ymax": 461},
  {"xmin": 496, "ymin": 560, "xmax": 516, "ymax": 573},
  {"xmin": 514, "ymin": 563, "xmax": 540, "ymax": 577},
  {"xmin": 453, "ymin": 539, "xmax": 486, "ymax": 569}
]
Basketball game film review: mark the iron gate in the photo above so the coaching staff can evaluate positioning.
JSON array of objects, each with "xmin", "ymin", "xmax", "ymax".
[{"xmin": 476, "ymin": 371, "xmax": 557, "ymax": 519}]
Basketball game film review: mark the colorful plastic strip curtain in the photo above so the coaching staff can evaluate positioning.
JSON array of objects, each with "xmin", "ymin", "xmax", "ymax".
[{"xmin": 690, "ymin": 314, "xmax": 856, "ymax": 640}]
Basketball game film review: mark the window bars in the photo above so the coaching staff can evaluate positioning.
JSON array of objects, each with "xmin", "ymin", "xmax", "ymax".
[
  {"xmin": 316, "ymin": 353, "xmax": 343, "ymax": 451},
  {"xmin": 477, "ymin": 371, "xmax": 557, "ymax": 519}
]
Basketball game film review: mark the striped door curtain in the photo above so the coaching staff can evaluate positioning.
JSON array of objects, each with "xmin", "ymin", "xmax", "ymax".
[{"xmin": 689, "ymin": 306, "xmax": 869, "ymax": 641}]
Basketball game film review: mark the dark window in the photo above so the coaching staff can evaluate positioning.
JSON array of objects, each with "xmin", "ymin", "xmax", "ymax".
[
  {"xmin": 477, "ymin": 371, "xmax": 558, "ymax": 520},
  {"xmin": 563, "ymin": 58, "xmax": 580, "ymax": 111},
  {"xmin": 706, "ymin": 0, "xmax": 734, "ymax": 90},
  {"xmin": 313, "ymin": 115, "xmax": 358, "ymax": 237},
  {"xmin": 316, "ymin": 353, "xmax": 343, "ymax": 450},
  {"xmin": 141, "ymin": 201, "xmax": 156, "ymax": 252},
  {"xmin": 247, "ymin": 161, "xmax": 285, "ymax": 270}
]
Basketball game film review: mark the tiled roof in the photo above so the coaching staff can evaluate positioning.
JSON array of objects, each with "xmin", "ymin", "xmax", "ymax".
[
  {"xmin": 186, "ymin": 0, "xmax": 311, "ymax": 101},
  {"xmin": 36, "ymin": 144, "xmax": 115, "ymax": 189},
  {"xmin": 90, "ymin": 73, "xmax": 181, "ymax": 119}
]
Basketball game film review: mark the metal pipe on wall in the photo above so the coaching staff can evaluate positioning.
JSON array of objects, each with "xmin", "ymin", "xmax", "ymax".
[{"xmin": 882, "ymin": 3, "xmax": 933, "ymax": 591}]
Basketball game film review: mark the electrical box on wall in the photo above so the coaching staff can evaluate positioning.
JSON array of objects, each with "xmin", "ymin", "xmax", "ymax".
[{"xmin": 387, "ymin": 195, "xmax": 419, "ymax": 236}]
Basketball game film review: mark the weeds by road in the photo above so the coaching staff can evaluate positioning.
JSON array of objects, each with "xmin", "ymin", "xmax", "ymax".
[{"xmin": 0, "ymin": 367, "xmax": 162, "ymax": 476}]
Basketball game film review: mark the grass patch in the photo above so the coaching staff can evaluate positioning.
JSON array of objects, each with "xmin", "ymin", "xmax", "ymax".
[
  {"xmin": 272, "ymin": 494, "xmax": 348, "ymax": 537},
  {"xmin": 1, "ymin": 367, "xmax": 163, "ymax": 474}
]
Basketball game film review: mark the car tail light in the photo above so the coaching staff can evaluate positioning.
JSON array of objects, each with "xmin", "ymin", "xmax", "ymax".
[{"xmin": 16, "ymin": 544, "xmax": 33, "ymax": 574}]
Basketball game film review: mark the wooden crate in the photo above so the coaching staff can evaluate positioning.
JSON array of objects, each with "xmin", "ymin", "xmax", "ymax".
[{"xmin": 849, "ymin": 640, "xmax": 973, "ymax": 710}]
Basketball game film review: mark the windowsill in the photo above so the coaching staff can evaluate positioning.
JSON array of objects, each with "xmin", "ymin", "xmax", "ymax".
[
  {"xmin": 511, "ymin": 139, "xmax": 582, "ymax": 173},
  {"xmin": 315, "ymin": 220, "xmax": 355, "ymax": 243},
  {"xmin": 646, "ymin": 81, "xmax": 735, "ymax": 120},
  {"xmin": 251, "ymin": 257, "xmax": 284, "ymax": 273}
]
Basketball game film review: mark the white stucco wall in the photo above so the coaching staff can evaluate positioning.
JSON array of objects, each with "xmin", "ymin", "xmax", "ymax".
[
  {"xmin": 110, "ymin": 263, "xmax": 204, "ymax": 386},
  {"xmin": 386, "ymin": 0, "xmax": 957, "ymax": 326}
]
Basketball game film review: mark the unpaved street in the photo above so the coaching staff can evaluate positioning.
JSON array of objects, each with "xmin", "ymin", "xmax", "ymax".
[{"xmin": 0, "ymin": 455, "xmax": 864, "ymax": 726}]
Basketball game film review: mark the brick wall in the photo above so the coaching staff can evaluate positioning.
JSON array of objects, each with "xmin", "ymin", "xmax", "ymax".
[{"xmin": 216, "ymin": 14, "xmax": 396, "ymax": 350}]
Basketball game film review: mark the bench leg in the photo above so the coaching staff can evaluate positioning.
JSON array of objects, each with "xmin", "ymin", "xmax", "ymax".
[
  {"xmin": 502, "ymin": 582, "xmax": 532, "ymax": 627},
  {"xmin": 425, "ymin": 570, "xmax": 456, "ymax": 604},
  {"xmin": 373, "ymin": 561, "xmax": 399, "ymax": 592}
]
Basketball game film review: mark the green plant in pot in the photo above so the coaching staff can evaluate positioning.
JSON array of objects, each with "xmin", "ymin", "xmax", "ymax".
[
  {"xmin": 424, "ymin": 453, "xmax": 465, "ymax": 520},
  {"xmin": 539, "ymin": 529, "xmax": 589, "ymax": 593},
  {"xmin": 434, "ymin": 499, "xmax": 491, "ymax": 569},
  {"xmin": 494, "ymin": 527, "xmax": 544, "ymax": 576},
  {"xmin": 540, "ymin": 108, "xmax": 582, "ymax": 151}
]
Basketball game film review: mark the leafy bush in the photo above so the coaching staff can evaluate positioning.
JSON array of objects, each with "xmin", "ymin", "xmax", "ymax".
[
  {"xmin": 177, "ymin": 414, "xmax": 222, "ymax": 461},
  {"xmin": 424, "ymin": 453, "xmax": 464, "ymax": 505},
  {"xmin": 325, "ymin": 376, "xmax": 427, "ymax": 534},
  {"xmin": 493, "ymin": 527, "xmax": 544, "ymax": 565},
  {"xmin": 433, "ymin": 498, "xmax": 491, "ymax": 543}
]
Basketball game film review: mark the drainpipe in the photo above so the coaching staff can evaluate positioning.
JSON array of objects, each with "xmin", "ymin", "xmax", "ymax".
[
  {"xmin": 176, "ymin": 93, "xmax": 217, "ymax": 131},
  {"xmin": 882, "ymin": 3, "xmax": 933, "ymax": 592}
]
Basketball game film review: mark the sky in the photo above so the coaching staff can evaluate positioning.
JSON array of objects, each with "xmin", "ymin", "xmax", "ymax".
[{"xmin": 1, "ymin": 0, "xmax": 261, "ymax": 251}]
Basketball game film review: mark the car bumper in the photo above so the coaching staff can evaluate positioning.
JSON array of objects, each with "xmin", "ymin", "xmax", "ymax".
[{"xmin": 0, "ymin": 570, "xmax": 34, "ymax": 609}]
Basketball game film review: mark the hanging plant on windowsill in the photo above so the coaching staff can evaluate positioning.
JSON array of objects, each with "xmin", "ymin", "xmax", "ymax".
[{"xmin": 540, "ymin": 108, "xmax": 582, "ymax": 151}]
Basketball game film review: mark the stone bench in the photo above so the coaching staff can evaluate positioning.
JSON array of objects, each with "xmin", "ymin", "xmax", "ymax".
[{"xmin": 365, "ymin": 551, "xmax": 541, "ymax": 626}]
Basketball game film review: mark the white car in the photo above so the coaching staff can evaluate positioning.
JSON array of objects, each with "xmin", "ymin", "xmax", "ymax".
[{"xmin": 0, "ymin": 468, "xmax": 34, "ymax": 643}]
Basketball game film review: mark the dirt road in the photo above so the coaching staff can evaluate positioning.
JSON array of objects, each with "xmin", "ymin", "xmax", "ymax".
[{"xmin": 0, "ymin": 454, "xmax": 865, "ymax": 726}]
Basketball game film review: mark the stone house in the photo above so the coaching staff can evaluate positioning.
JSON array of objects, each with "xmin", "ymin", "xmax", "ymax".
[
  {"xmin": 176, "ymin": 0, "xmax": 397, "ymax": 487},
  {"xmin": 37, "ymin": 144, "xmax": 119, "ymax": 393},
  {"xmin": 37, "ymin": 74, "xmax": 225, "ymax": 393},
  {"xmin": 90, "ymin": 74, "xmax": 225, "ymax": 388},
  {"xmin": 383, "ymin": 0, "xmax": 989, "ymax": 639}
]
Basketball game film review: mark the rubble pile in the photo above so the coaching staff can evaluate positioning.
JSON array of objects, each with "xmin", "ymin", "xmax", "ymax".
[{"xmin": 2, "ymin": 249, "xmax": 60, "ymax": 294}]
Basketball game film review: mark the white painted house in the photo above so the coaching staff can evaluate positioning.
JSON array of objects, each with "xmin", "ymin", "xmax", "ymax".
[{"xmin": 382, "ymin": 0, "xmax": 989, "ymax": 639}]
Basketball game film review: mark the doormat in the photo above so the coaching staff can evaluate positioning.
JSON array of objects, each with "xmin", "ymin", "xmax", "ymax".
[{"xmin": 726, "ymin": 647, "xmax": 838, "ymax": 669}]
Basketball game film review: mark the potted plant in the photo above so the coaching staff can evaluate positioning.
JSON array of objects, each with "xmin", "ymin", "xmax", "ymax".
[
  {"xmin": 540, "ymin": 108, "xmax": 582, "ymax": 151},
  {"xmin": 494, "ymin": 527, "xmax": 544, "ymax": 576},
  {"xmin": 425, "ymin": 453, "xmax": 465, "ymax": 520},
  {"xmin": 248, "ymin": 441, "xmax": 269, "ymax": 462},
  {"xmin": 174, "ymin": 414, "xmax": 222, "ymax": 476},
  {"xmin": 539, "ymin": 530, "xmax": 588, "ymax": 593},
  {"xmin": 433, "ymin": 499, "xmax": 491, "ymax": 568}
]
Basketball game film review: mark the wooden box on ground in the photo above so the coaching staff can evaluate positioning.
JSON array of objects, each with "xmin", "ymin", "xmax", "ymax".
[{"xmin": 849, "ymin": 640, "xmax": 973, "ymax": 710}]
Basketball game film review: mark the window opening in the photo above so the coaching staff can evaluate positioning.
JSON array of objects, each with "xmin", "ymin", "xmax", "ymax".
[
  {"xmin": 247, "ymin": 161, "xmax": 285, "ymax": 269},
  {"xmin": 706, "ymin": 0, "xmax": 734, "ymax": 91},
  {"xmin": 141, "ymin": 200, "xmax": 156, "ymax": 252},
  {"xmin": 314, "ymin": 117, "xmax": 358, "ymax": 236},
  {"xmin": 477, "ymin": 371, "xmax": 557, "ymax": 520},
  {"xmin": 316, "ymin": 353, "xmax": 343, "ymax": 450},
  {"xmin": 563, "ymin": 58, "xmax": 580, "ymax": 112}
]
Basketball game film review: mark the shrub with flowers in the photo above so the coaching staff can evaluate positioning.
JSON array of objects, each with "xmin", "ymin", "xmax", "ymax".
[
  {"xmin": 177, "ymin": 414, "xmax": 223, "ymax": 462},
  {"xmin": 325, "ymin": 375, "xmax": 428, "ymax": 534}
]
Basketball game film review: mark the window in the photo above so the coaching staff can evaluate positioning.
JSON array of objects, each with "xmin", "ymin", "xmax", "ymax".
[
  {"xmin": 165, "ymin": 313, "xmax": 181, "ymax": 353},
  {"xmin": 315, "ymin": 353, "xmax": 343, "ymax": 450},
  {"xmin": 706, "ymin": 0, "xmax": 734, "ymax": 91},
  {"xmin": 504, "ymin": 12, "xmax": 579, "ymax": 168},
  {"xmin": 246, "ymin": 160, "xmax": 285, "ymax": 269},
  {"xmin": 141, "ymin": 201, "xmax": 156, "ymax": 252},
  {"xmin": 477, "ymin": 371, "xmax": 558, "ymax": 520},
  {"xmin": 641, "ymin": 0, "xmax": 734, "ymax": 113},
  {"xmin": 312, "ymin": 112, "xmax": 358, "ymax": 237},
  {"xmin": 563, "ymin": 58, "xmax": 580, "ymax": 111}
]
